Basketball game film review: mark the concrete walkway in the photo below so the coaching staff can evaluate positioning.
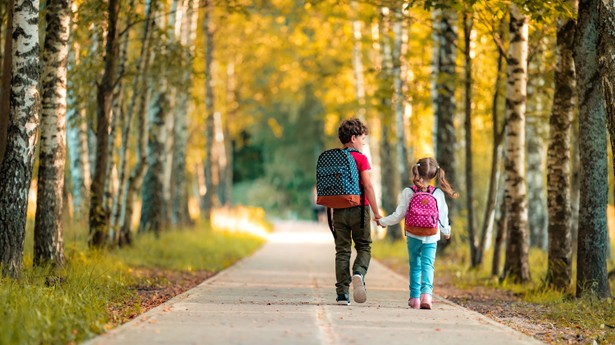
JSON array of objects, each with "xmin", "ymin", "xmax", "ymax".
[{"xmin": 85, "ymin": 221, "xmax": 542, "ymax": 345}]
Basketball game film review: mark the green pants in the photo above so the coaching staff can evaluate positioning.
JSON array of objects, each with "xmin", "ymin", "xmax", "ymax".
[{"xmin": 333, "ymin": 206, "xmax": 372, "ymax": 295}]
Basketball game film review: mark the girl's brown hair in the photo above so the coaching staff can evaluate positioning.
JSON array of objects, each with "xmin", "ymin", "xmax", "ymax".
[{"xmin": 411, "ymin": 157, "xmax": 459, "ymax": 198}]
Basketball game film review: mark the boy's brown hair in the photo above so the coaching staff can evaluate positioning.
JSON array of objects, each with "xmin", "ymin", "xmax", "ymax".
[{"xmin": 338, "ymin": 118, "xmax": 369, "ymax": 144}]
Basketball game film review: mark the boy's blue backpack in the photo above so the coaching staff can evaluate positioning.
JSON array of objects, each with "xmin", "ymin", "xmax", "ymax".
[{"xmin": 316, "ymin": 148, "xmax": 365, "ymax": 237}]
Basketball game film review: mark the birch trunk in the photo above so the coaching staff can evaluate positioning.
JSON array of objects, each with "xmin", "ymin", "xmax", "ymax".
[
  {"xmin": 67, "ymin": 37, "xmax": 91, "ymax": 220},
  {"xmin": 140, "ymin": 0, "xmax": 179, "ymax": 233},
  {"xmin": 0, "ymin": 0, "xmax": 40, "ymax": 277},
  {"xmin": 570, "ymin": 0, "xmax": 612, "ymax": 298},
  {"xmin": 0, "ymin": 0, "xmax": 12, "ymax": 165},
  {"xmin": 574, "ymin": 0, "xmax": 611, "ymax": 299},
  {"xmin": 526, "ymin": 37, "xmax": 549, "ymax": 250},
  {"xmin": 115, "ymin": 0, "xmax": 155, "ymax": 245},
  {"xmin": 139, "ymin": 91, "xmax": 167, "ymax": 235},
  {"xmin": 89, "ymin": 0, "xmax": 120, "ymax": 247},
  {"xmin": 463, "ymin": 10, "xmax": 479, "ymax": 266},
  {"xmin": 598, "ymin": 0, "xmax": 615, "ymax": 263},
  {"xmin": 221, "ymin": 62, "xmax": 236, "ymax": 207},
  {"xmin": 393, "ymin": 5, "xmax": 409, "ymax": 186},
  {"xmin": 546, "ymin": 0, "xmax": 576, "ymax": 290},
  {"xmin": 107, "ymin": 0, "xmax": 135, "ymax": 243},
  {"xmin": 503, "ymin": 4, "xmax": 530, "ymax": 283},
  {"xmin": 355, "ymin": 1, "xmax": 381, "ymax": 211},
  {"xmin": 432, "ymin": 8, "xmax": 458, "ymax": 218},
  {"xmin": 34, "ymin": 0, "xmax": 71, "ymax": 267},
  {"xmin": 377, "ymin": 7, "xmax": 401, "ymax": 241},
  {"xmin": 201, "ymin": 0, "xmax": 217, "ymax": 219},
  {"xmin": 172, "ymin": 0, "xmax": 197, "ymax": 226},
  {"xmin": 478, "ymin": 32, "xmax": 505, "ymax": 267},
  {"xmin": 492, "ymin": 175, "xmax": 507, "ymax": 277}
]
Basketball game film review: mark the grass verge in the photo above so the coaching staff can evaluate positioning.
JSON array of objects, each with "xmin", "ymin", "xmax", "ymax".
[
  {"xmin": 373, "ymin": 238, "xmax": 615, "ymax": 344},
  {"xmin": 1, "ymin": 216, "xmax": 265, "ymax": 345}
]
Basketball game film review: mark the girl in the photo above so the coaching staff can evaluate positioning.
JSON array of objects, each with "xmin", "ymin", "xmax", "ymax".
[{"xmin": 376, "ymin": 157, "xmax": 458, "ymax": 309}]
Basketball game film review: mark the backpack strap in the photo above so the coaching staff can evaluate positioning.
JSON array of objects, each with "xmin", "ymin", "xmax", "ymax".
[
  {"xmin": 345, "ymin": 148, "xmax": 365, "ymax": 229},
  {"xmin": 327, "ymin": 207, "xmax": 336, "ymax": 239}
]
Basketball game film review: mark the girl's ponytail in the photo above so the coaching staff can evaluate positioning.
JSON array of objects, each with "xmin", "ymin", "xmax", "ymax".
[{"xmin": 436, "ymin": 167, "xmax": 459, "ymax": 198}]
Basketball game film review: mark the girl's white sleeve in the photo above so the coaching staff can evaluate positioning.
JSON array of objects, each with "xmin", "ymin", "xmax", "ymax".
[
  {"xmin": 436, "ymin": 189, "xmax": 451, "ymax": 236},
  {"xmin": 378, "ymin": 188, "xmax": 412, "ymax": 227}
]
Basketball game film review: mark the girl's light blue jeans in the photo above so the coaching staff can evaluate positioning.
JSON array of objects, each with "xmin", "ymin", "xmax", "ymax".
[{"xmin": 406, "ymin": 237, "xmax": 437, "ymax": 298}]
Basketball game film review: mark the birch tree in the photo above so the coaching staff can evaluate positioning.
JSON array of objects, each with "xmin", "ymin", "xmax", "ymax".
[
  {"xmin": 115, "ymin": 0, "xmax": 155, "ymax": 245},
  {"xmin": 393, "ymin": 5, "xmax": 409, "ymax": 186},
  {"xmin": 571, "ymin": 0, "xmax": 610, "ymax": 298},
  {"xmin": 0, "ymin": 0, "xmax": 12, "ymax": 165},
  {"xmin": 503, "ymin": 3, "xmax": 530, "ymax": 283},
  {"xmin": 462, "ymin": 8, "xmax": 479, "ymax": 266},
  {"xmin": 201, "ymin": 0, "xmax": 217, "ymax": 219},
  {"xmin": 89, "ymin": 0, "xmax": 120, "ymax": 247},
  {"xmin": 546, "ymin": 0, "xmax": 576, "ymax": 290},
  {"xmin": 432, "ymin": 7, "xmax": 458, "ymax": 218},
  {"xmin": 377, "ymin": 6, "xmax": 401, "ymax": 241},
  {"xmin": 0, "ymin": 0, "xmax": 40, "ymax": 277},
  {"xmin": 34, "ymin": 0, "xmax": 72, "ymax": 267},
  {"xmin": 172, "ymin": 0, "xmax": 198, "ymax": 226},
  {"xmin": 67, "ymin": 42, "xmax": 91, "ymax": 220},
  {"xmin": 526, "ymin": 35, "xmax": 549, "ymax": 250}
]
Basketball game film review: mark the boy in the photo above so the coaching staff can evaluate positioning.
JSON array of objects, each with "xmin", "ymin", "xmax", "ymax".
[{"xmin": 333, "ymin": 118, "xmax": 381, "ymax": 305}]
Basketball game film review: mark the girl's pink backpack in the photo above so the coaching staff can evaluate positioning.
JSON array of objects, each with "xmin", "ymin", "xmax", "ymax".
[{"xmin": 404, "ymin": 185, "xmax": 439, "ymax": 236}]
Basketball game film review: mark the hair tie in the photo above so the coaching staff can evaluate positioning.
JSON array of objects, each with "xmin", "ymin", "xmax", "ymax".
[{"xmin": 416, "ymin": 163, "xmax": 421, "ymax": 167}]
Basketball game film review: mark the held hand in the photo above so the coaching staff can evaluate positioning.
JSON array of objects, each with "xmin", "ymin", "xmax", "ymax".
[
  {"xmin": 445, "ymin": 234, "xmax": 451, "ymax": 240},
  {"xmin": 374, "ymin": 216, "xmax": 386, "ymax": 228}
]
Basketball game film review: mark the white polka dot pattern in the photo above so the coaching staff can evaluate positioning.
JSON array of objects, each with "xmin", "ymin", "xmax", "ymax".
[
  {"xmin": 405, "ymin": 185, "xmax": 440, "ymax": 236},
  {"xmin": 315, "ymin": 148, "xmax": 361, "ymax": 207}
]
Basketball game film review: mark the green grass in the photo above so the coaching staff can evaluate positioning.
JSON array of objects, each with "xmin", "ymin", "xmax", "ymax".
[
  {"xmin": 373, "ymin": 237, "xmax": 615, "ymax": 343},
  {"xmin": 1, "ymin": 219, "xmax": 265, "ymax": 345}
]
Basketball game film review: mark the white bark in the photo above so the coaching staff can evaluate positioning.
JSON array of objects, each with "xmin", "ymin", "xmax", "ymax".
[
  {"xmin": 503, "ymin": 3, "xmax": 530, "ymax": 282},
  {"xmin": 0, "ymin": 0, "xmax": 40, "ymax": 277},
  {"xmin": 34, "ymin": 0, "xmax": 71, "ymax": 267}
]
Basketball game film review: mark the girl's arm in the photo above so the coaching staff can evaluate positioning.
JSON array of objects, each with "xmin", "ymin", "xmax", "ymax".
[
  {"xmin": 378, "ymin": 188, "xmax": 413, "ymax": 226},
  {"xmin": 436, "ymin": 189, "xmax": 451, "ymax": 238}
]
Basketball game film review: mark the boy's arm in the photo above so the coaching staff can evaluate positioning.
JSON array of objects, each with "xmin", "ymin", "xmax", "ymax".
[{"xmin": 360, "ymin": 170, "xmax": 381, "ymax": 219}]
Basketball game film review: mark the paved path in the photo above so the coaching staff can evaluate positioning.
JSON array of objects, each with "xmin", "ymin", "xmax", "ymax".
[{"xmin": 85, "ymin": 221, "xmax": 542, "ymax": 345}]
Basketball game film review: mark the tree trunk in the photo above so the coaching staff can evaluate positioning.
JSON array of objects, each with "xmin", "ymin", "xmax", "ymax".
[
  {"xmin": 463, "ymin": 10, "xmax": 478, "ymax": 267},
  {"xmin": 354, "ymin": 0, "xmax": 382, "ymax": 211},
  {"xmin": 393, "ymin": 5, "xmax": 409, "ymax": 187},
  {"xmin": 526, "ymin": 36, "xmax": 549, "ymax": 250},
  {"xmin": 201, "ymin": 0, "xmax": 217, "ymax": 219},
  {"xmin": 599, "ymin": 0, "xmax": 615, "ymax": 263},
  {"xmin": 67, "ymin": 35, "xmax": 91, "ymax": 220},
  {"xmin": 546, "ymin": 0, "xmax": 576, "ymax": 291},
  {"xmin": 377, "ymin": 7, "xmax": 401, "ymax": 241},
  {"xmin": 503, "ymin": 4, "xmax": 531, "ymax": 283},
  {"xmin": 432, "ymin": 7, "xmax": 458, "ymax": 219},
  {"xmin": 89, "ymin": 0, "xmax": 120, "ymax": 248},
  {"xmin": 0, "ymin": 0, "xmax": 12, "ymax": 165},
  {"xmin": 108, "ymin": 0, "xmax": 134, "ymax": 243},
  {"xmin": 477, "ymin": 30, "xmax": 506, "ymax": 267},
  {"xmin": 34, "ymin": 0, "xmax": 71, "ymax": 267},
  {"xmin": 492, "ymin": 170, "xmax": 507, "ymax": 277},
  {"xmin": 171, "ymin": 0, "xmax": 197, "ymax": 227},
  {"xmin": 574, "ymin": 0, "xmax": 611, "ymax": 298},
  {"xmin": 139, "ymin": 91, "xmax": 167, "ymax": 235},
  {"xmin": 116, "ymin": 0, "xmax": 155, "ymax": 246},
  {"xmin": 0, "ymin": 0, "xmax": 40, "ymax": 277}
]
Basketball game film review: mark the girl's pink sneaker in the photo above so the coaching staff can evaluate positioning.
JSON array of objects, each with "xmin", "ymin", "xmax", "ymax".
[
  {"xmin": 420, "ymin": 294, "xmax": 432, "ymax": 309},
  {"xmin": 408, "ymin": 298, "xmax": 420, "ymax": 309}
]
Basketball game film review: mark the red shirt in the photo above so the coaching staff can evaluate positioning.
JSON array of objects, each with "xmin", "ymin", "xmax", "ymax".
[{"xmin": 350, "ymin": 151, "xmax": 371, "ymax": 206}]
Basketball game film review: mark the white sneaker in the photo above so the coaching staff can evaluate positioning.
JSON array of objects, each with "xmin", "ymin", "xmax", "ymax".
[{"xmin": 352, "ymin": 274, "xmax": 367, "ymax": 303}]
